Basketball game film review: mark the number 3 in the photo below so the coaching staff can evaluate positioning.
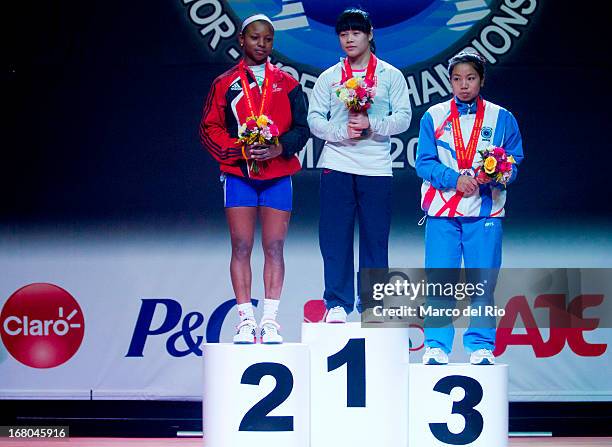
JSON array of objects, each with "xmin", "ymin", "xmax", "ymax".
[{"xmin": 429, "ymin": 375, "xmax": 484, "ymax": 445}]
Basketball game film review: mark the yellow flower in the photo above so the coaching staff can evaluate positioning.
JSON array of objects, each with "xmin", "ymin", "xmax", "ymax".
[
  {"xmin": 256, "ymin": 115, "xmax": 269, "ymax": 127},
  {"xmin": 484, "ymin": 156, "xmax": 497, "ymax": 174},
  {"xmin": 345, "ymin": 77, "xmax": 359, "ymax": 89}
]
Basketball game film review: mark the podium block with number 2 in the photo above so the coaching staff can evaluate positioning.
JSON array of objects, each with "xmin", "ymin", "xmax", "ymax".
[
  {"xmin": 202, "ymin": 343, "xmax": 310, "ymax": 447},
  {"xmin": 409, "ymin": 364, "xmax": 508, "ymax": 447},
  {"xmin": 302, "ymin": 323, "xmax": 410, "ymax": 447}
]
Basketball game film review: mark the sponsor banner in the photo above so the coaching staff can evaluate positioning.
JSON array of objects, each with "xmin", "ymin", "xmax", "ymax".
[{"xmin": 0, "ymin": 245, "xmax": 610, "ymax": 401}]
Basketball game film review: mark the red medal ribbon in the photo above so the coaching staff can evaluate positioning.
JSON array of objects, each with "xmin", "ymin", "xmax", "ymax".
[
  {"xmin": 238, "ymin": 60, "xmax": 273, "ymax": 118},
  {"xmin": 237, "ymin": 61, "xmax": 275, "ymax": 174},
  {"xmin": 341, "ymin": 53, "xmax": 377, "ymax": 84},
  {"xmin": 450, "ymin": 96, "xmax": 485, "ymax": 170}
]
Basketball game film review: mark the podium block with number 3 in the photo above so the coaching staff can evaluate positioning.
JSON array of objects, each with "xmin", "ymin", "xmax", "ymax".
[
  {"xmin": 409, "ymin": 364, "xmax": 508, "ymax": 447},
  {"xmin": 302, "ymin": 323, "xmax": 410, "ymax": 447},
  {"xmin": 202, "ymin": 343, "xmax": 310, "ymax": 447}
]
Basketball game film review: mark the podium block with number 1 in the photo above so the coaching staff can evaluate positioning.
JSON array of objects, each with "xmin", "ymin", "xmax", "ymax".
[{"xmin": 302, "ymin": 322, "xmax": 410, "ymax": 447}]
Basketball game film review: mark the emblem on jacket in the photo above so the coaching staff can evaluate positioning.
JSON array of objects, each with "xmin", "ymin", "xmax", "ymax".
[{"xmin": 481, "ymin": 126, "xmax": 493, "ymax": 141}]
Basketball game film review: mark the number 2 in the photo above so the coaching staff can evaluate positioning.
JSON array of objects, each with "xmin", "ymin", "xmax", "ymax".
[{"xmin": 239, "ymin": 362, "xmax": 294, "ymax": 432}]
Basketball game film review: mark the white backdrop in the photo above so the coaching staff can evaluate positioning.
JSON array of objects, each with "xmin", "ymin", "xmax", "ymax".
[{"xmin": 1, "ymin": 227, "xmax": 611, "ymax": 401}]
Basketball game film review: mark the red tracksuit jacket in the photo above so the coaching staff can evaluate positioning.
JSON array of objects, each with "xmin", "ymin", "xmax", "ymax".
[{"xmin": 200, "ymin": 61, "xmax": 309, "ymax": 179}]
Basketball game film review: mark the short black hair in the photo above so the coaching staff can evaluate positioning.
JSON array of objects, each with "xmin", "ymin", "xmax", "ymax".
[
  {"xmin": 335, "ymin": 8, "xmax": 376, "ymax": 53},
  {"xmin": 448, "ymin": 50, "xmax": 486, "ymax": 79}
]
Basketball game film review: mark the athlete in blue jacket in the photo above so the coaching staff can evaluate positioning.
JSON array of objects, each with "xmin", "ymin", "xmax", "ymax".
[{"xmin": 416, "ymin": 50, "xmax": 524, "ymax": 365}]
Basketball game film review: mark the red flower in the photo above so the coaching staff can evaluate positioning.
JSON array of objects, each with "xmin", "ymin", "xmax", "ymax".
[
  {"xmin": 356, "ymin": 87, "xmax": 367, "ymax": 99},
  {"xmin": 477, "ymin": 169, "xmax": 489, "ymax": 180},
  {"xmin": 500, "ymin": 162, "xmax": 512, "ymax": 172},
  {"xmin": 246, "ymin": 118, "xmax": 257, "ymax": 129},
  {"xmin": 269, "ymin": 124, "xmax": 279, "ymax": 137},
  {"xmin": 493, "ymin": 147, "xmax": 505, "ymax": 157}
]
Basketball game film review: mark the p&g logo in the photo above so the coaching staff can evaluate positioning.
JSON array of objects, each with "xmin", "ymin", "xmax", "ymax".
[{"xmin": 126, "ymin": 298, "xmax": 258, "ymax": 357}]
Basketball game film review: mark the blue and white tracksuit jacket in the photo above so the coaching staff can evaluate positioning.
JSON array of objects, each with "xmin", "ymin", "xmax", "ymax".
[
  {"xmin": 415, "ymin": 96, "xmax": 524, "ymax": 353},
  {"xmin": 416, "ymin": 96, "xmax": 524, "ymax": 218}
]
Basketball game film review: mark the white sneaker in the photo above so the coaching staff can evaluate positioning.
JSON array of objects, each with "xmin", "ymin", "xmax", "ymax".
[
  {"xmin": 233, "ymin": 319, "xmax": 257, "ymax": 344},
  {"xmin": 422, "ymin": 347, "xmax": 449, "ymax": 365},
  {"xmin": 470, "ymin": 348, "xmax": 495, "ymax": 365},
  {"xmin": 325, "ymin": 306, "xmax": 347, "ymax": 323},
  {"xmin": 260, "ymin": 320, "xmax": 283, "ymax": 344}
]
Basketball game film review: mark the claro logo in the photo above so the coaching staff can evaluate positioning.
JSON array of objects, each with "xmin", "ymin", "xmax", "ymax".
[{"xmin": 1, "ymin": 283, "xmax": 85, "ymax": 368}]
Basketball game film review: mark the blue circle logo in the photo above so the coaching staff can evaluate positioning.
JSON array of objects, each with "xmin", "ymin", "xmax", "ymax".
[
  {"xmin": 228, "ymin": 0, "xmax": 494, "ymax": 69},
  {"xmin": 481, "ymin": 126, "xmax": 493, "ymax": 140}
]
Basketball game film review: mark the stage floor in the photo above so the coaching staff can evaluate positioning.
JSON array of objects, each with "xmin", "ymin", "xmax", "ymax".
[{"xmin": 1, "ymin": 438, "xmax": 611, "ymax": 446}]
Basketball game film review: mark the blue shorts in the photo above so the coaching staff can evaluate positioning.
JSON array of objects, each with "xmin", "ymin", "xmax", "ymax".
[{"xmin": 223, "ymin": 174, "xmax": 293, "ymax": 211}]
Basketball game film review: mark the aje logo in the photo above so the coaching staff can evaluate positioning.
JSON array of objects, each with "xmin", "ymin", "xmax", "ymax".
[{"xmin": 0, "ymin": 283, "xmax": 85, "ymax": 368}]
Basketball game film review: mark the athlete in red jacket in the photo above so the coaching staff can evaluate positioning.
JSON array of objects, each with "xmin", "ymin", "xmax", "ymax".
[{"xmin": 200, "ymin": 14, "xmax": 309, "ymax": 344}]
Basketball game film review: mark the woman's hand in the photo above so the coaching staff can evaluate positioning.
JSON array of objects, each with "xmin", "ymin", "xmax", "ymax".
[
  {"xmin": 248, "ymin": 143, "xmax": 283, "ymax": 161},
  {"xmin": 456, "ymin": 175, "xmax": 479, "ymax": 196},
  {"xmin": 347, "ymin": 110, "xmax": 370, "ymax": 139},
  {"xmin": 347, "ymin": 124, "xmax": 363, "ymax": 139},
  {"xmin": 476, "ymin": 175, "xmax": 492, "ymax": 185},
  {"xmin": 348, "ymin": 110, "xmax": 370, "ymax": 130}
]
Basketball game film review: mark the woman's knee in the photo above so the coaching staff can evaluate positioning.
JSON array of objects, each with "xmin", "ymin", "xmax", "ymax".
[
  {"xmin": 231, "ymin": 238, "xmax": 253, "ymax": 260},
  {"xmin": 263, "ymin": 239, "xmax": 285, "ymax": 263}
]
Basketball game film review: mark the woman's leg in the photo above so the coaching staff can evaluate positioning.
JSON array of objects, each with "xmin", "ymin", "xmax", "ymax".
[
  {"xmin": 259, "ymin": 206, "xmax": 291, "ymax": 300},
  {"xmin": 319, "ymin": 170, "xmax": 357, "ymax": 314},
  {"xmin": 355, "ymin": 175, "xmax": 392, "ymax": 313},
  {"xmin": 462, "ymin": 217, "xmax": 503, "ymax": 352},
  {"xmin": 226, "ymin": 207, "xmax": 257, "ymax": 305},
  {"xmin": 424, "ymin": 217, "xmax": 463, "ymax": 354}
]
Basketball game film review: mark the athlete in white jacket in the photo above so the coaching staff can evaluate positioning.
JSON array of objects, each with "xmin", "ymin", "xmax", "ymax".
[{"xmin": 308, "ymin": 8, "xmax": 411, "ymax": 323}]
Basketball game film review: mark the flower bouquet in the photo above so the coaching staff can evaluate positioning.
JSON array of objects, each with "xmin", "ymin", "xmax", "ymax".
[
  {"xmin": 476, "ymin": 146, "xmax": 516, "ymax": 186},
  {"xmin": 336, "ymin": 77, "xmax": 376, "ymax": 112},
  {"xmin": 237, "ymin": 114, "xmax": 279, "ymax": 174}
]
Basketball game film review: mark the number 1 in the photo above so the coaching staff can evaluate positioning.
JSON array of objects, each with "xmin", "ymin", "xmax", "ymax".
[{"xmin": 327, "ymin": 338, "xmax": 366, "ymax": 407}]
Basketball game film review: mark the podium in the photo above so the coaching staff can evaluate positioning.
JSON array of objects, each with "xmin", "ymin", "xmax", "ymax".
[
  {"xmin": 409, "ymin": 363, "xmax": 508, "ymax": 447},
  {"xmin": 202, "ymin": 327, "xmax": 509, "ymax": 447},
  {"xmin": 202, "ymin": 343, "xmax": 310, "ymax": 447},
  {"xmin": 302, "ymin": 323, "xmax": 410, "ymax": 447}
]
